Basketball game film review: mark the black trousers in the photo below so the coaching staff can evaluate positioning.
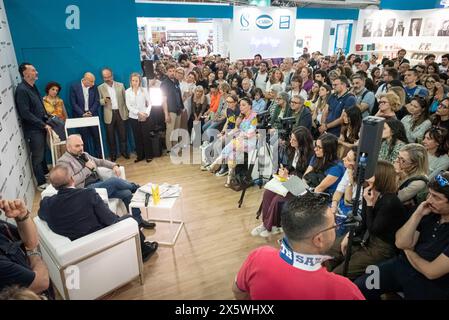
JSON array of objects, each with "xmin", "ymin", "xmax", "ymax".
[
  {"xmin": 130, "ymin": 118, "xmax": 152, "ymax": 160},
  {"xmin": 106, "ymin": 110, "xmax": 127, "ymax": 157},
  {"xmin": 24, "ymin": 129, "xmax": 48, "ymax": 186}
]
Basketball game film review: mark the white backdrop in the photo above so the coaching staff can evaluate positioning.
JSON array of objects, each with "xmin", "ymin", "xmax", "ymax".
[
  {"xmin": 0, "ymin": 0, "xmax": 35, "ymax": 211},
  {"xmin": 230, "ymin": 6, "xmax": 296, "ymax": 60},
  {"xmin": 354, "ymin": 8, "xmax": 449, "ymax": 64}
]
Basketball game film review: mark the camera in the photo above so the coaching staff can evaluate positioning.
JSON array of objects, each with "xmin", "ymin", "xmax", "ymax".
[
  {"xmin": 279, "ymin": 116, "xmax": 296, "ymax": 141},
  {"xmin": 256, "ymin": 110, "xmax": 272, "ymax": 130}
]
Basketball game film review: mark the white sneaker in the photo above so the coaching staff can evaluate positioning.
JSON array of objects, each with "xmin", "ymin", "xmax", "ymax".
[
  {"xmin": 259, "ymin": 229, "xmax": 272, "ymax": 237},
  {"xmin": 271, "ymin": 226, "xmax": 283, "ymax": 235},
  {"xmin": 37, "ymin": 183, "xmax": 49, "ymax": 191},
  {"xmin": 251, "ymin": 224, "xmax": 266, "ymax": 236},
  {"xmin": 200, "ymin": 164, "xmax": 210, "ymax": 171}
]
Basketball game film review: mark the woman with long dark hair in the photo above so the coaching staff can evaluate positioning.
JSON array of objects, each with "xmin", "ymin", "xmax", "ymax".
[
  {"xmin": 378, "ymin": 119, "xmax": 409, "ymax": 163},
  {"xmin": 401, "ymin": 96, "xmax": 432, "ymax": 143},
  {"xmin": 252, "ymin": 127, "xmax": 315, "ymax": 237},
  {"xmin": 338, "ymin": 106, "xmax": 362, "ymax": 158},
  {"xmin": 431, "ymin": 97, "xmax": 449, "ymax": 132},
  {"xmin": 302, "ymin": 133, "xmax": 345, "ymax": 195},
  {"xmin": 422, "ymin": 126, "xmax": 449, "ymax": 180},
  {"xmin": 327, "ymin": 160, "xmax": 407, "ymax": 279}
]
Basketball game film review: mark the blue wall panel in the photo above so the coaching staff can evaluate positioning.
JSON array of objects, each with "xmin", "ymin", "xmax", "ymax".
[
  {"xmin": 380, "ymin": 0, "xmax": 442, "ymax": 10},
  {"xmin": 135, "ymin": 3, "xmax": 233, "ymax": 19}
]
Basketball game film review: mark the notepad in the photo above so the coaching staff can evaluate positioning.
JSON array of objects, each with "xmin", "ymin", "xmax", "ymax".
[{"xmin": 264, "ymin": 175, "xmax": 309, "ymax": 197}]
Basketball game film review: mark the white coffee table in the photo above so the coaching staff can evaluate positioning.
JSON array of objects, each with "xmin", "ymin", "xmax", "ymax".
[{"xmin": 129, "ymin": 184, "xmax": 184, "ymax": 246}]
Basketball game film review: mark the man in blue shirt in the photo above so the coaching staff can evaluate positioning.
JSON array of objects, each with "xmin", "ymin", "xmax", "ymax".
[
  {"xmin": 404, "ymin": 68, "xmax": 429, "ymax": 102},
  {"xmin": 320, "ymin": 76, "xmax": 357, "ymax": 137}
]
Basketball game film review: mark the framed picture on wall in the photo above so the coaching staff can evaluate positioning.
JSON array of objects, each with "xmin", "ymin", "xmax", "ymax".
[
  {"xmin": 437, "ymin": 19, "xmax": 449, "ymax": 36},
  {"xmin": 422, "ymin": 18, "xmax": 436, "ymax": 36},
  {"xmin": 384, "ymin": 19, "xmax": 395, "ymax": 37},
  {"xmin": 395, "ymin": 20, "xmax": 405, "ymax": 37},
  {"xmin": 373, "ymin": 21, "xmax": 383, "ymax": 37},
  {"xmin": 362, "ymin": 19, "xmax": 373, "ymax": 37},
  {"xmin": 409, "ymin": 18, "xmax": 423, "ymax": 36}
]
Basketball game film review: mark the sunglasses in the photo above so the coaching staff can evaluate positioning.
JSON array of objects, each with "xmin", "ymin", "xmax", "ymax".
[{"xmin": 435, "ymin": 174, "xmax": 449, "ymax": 187}]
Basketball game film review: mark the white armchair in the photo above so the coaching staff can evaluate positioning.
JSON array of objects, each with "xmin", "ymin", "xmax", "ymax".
[
  {"xmin": 41, "ymin": 166, "xmax": 128, "ymax": 215},
  {"xmin": 34, "ymin": 216, "xmax": 144, "ymax": 300}
]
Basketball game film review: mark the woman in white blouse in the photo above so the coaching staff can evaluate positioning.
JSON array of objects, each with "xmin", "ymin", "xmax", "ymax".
[{"xmin": 126, "ymin": 72, "xmax": 153, "ymax": 163}]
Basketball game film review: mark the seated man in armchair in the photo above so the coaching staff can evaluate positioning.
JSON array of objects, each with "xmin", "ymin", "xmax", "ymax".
[
  {"xmin": 39, "ymin": 165, "xmax": 158, "ymax": 262},
  {"xmin": 57, "ymin": 134, "xmax": 154, "ymax": 229}
]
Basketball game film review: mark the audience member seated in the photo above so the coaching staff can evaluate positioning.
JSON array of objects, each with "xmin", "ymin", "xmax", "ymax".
[
  {"xmin": 401, "ymin": 96, "xmax": 431, "ymax": 143},
  {"xmin": 355, "ymin": 173, "xmax": 449, "ymax": 300},
  {"xmin": 327, "ymin": 160, "xmax": 407, "ymax": 279},
  {"xmin": 43, "ymin": 82, "xmax": 68, "ymax": 121},
  {"xmin": 428, "ymin": 77, "xmax": 446, "ymax": 113},
  {"xmin": 351, "ymin": 74, "xmax": 375, "ymax": 118},
  {"xmin": 330, "ymin": 146, "xmax": 358, "ymax": 234},
  {"xmin": 432, "ymin": 97, "xmax": 449, "ymax": 132},
  {"xmin": 189, "ymin": 85, "xmax": 209, "ymax": 134},
  {"xmin": 234, "ymin": 193, "xmax": 365, "ymax": 300},
  {"xmin": 269, "ymin": 91, "xmax": 291, "ymax": 133},
  {"xmin": 0, "ymin": 199, "xmax": 50, "ymax": 298},
  {"xmin": 378, "ymin": 119, "xmax": 408, "ymax": 163},
  {"xmin": 375, "ymin": 92, "xmax": 401, "ymax": 119},
  {"xmin": 57, "ymin": 134, "xmax": 155, "ymax": 229},
  {"xmin": 289, "ymin": 95, "xmax": 311, "ymax": 131},
  {"xmin": 404, "ymin": 68, "xmax": 429, "ymax": 101},
  {"xmin": 251, "ymin": 88, "xmax": 266, "ymax": 114},
  {"xmin": 422, "ymin": 127, "xmax": 449, "ymax": 180},
  {"xmin": 288, "ymin": 76, "xmax": 308, "ymax": 101},
  {"xmin": 303, "ymin": 133, "xmax": 345, "ymax": 195},
  {"xmin": 338, "ymin": 106, "xmax": 362, "ymax": 158},
  {"xmin": 252, "ymin": 127, "xmax": 314, "ymax": 238},
  {"xmin": 395, "ymin": 143, "xmax": 429, "ymax": 213},
  {"xmin": 0, "ymin": 285, "xmax": 47, "ymax": 300},
  {"xmin": 38, "ymin": 165, "xmax": 158, "ymax": 262},
  {"xmin": 311, "ymin": 83, "xmax": 329, "ymax": 138},
  {"xmin": 207, "ymin": 97, "xmax": 257, "ymax": 187}
]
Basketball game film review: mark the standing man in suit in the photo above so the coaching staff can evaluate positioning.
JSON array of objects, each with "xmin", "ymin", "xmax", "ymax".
[
  {"xmin": 69, "ymin": 72, "xmax": 102, "ymax": 158},
  {"xmin": 98, "ymin": 68, "xmax": 129, "ymax": 162}
]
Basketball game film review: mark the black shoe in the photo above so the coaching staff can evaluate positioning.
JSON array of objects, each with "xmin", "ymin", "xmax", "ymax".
[
  {"xmin": 122, "ymin": 153, "xmax": 130, "ymax": 159},
  {"xmin": 215, "ymin": 165, "xmax": 229, "ymax": 177},
  {"xmin": 134, "ymin": 158, "xmax": 144, "ymax": 163},
  {"xmin": 139, "ymin": 220, "xmax": 156, "ymax": 229},
  {"xmin": 146, "ymin": 158, "xmax": 153, "ymax": 163},
  {"xmin": 142, "ymin": 241, "xmax": 158, "ymax": 262},
  {"xmin": 130, "ymin": 183, "xmax": 141, "ymax": 193},
  {"xmin": 110, "ymin": 155, "xmax": 117, "ymax": 162}
]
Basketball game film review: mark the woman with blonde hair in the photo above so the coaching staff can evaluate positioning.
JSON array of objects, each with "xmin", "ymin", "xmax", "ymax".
[
  {"xmin": 125, "ymin": 72, "xmax": 153, "ymax": 163},
  {"xmin": 266, "ymin": 68, "xmax": 286, "ymax": 93},
  {"xmin": 395, "ymin": 143, "xmax": 429, "ymax": 213},
  {"xmin": 375, "ymin": 91, "xmax": 401, "ymax": 119}
]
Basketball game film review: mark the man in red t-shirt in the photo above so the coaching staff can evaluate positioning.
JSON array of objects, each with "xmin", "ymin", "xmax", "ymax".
[{"xmin": 233, "ymin": 192, "xmax": 365, "ymax": 300}]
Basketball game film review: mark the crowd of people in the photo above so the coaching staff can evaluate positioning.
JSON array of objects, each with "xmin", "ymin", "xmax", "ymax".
[{"xmin": 2, "ymin": 45, "xmax": 449, "ymax": 300}]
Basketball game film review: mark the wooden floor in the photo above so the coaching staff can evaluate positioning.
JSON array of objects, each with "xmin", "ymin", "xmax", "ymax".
[{"xmin": 32, "ymin": 151, "xmax": 281, "ymax": 300}]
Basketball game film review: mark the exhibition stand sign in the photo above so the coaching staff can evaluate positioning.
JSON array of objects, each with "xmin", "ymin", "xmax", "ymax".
[{"xmin": 230, "ymin": 6, "xmax": 296, "ymax": 60}]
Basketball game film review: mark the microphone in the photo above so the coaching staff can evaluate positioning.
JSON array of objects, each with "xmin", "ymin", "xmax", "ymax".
[
  {"xmin": 145, "ymin": 193, "xmax": 150, "ymax": 207},
  {"xmin": 81, "ymin": 153, "xmax": 96, "ymax": 172}
]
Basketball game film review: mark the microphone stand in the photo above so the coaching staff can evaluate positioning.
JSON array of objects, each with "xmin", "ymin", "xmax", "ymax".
[{"xmin": 342, "ymin": 153, "xmax": 367, "ymax": 277}]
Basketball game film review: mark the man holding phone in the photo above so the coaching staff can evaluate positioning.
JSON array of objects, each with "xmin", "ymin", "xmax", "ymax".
[{"xmin": 98, "ymin": 68, "xmax": 129, "ymax": 162}]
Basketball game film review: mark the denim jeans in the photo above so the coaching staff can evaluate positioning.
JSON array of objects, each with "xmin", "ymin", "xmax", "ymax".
[
  {"xmin": 87, "ymin": 177, "xmax": 143, "ymax": 223},
  {"xmin": 24, "ymin": 130, "xmax": 47, "ymax": 186}
]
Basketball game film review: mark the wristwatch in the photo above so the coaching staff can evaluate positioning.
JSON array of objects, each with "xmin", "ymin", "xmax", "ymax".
[
  {"xmin": 15, "ymin": 211, "xmax": 30, "ymax": 222},
  {"xmin": 26, "ymin": 248, "xmax": 42, "ymax": 258}
]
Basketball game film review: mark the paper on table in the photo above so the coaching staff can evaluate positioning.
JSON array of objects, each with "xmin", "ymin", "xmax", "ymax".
[{"xmin": 137, "ymin": 183, "xmax": 181, "ymax": 198}]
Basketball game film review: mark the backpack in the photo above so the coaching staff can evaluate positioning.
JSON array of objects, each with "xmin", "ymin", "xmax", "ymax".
[{"xmin": 229, "ymin": 164, "xmax": 253, "ymax": 191}]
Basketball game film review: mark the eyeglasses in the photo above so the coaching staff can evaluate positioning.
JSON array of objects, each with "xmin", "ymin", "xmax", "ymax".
[
  {"xmin": 395, "ymin": 156, "xmax": 412, "ymax": 165},
  {"xmin": 435, "ymin": 174, "xmax": 449, "ymax": 187},
  {"xmin": 314, "ymin": 142, "xmax": 323, "ymax": 150},
  {"xmin": 379, "ymin": 100, "xmax": 389, "ymax": 105},
  {"xmin": 291, "ymin": 101, "xmax": 301, "ymax": 105}
]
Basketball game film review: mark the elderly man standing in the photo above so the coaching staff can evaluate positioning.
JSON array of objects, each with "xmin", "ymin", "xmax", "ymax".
[
  {"xmin": 98, "ymin": 68, "xmax": 129, "ymax": 162},
  {"xmin": 57, "ymin": 134, "xmax": 155, "ymax": 229},
  {"xmin": 69, "ymin": 72, "xmax": 102, "ymax": 158}
]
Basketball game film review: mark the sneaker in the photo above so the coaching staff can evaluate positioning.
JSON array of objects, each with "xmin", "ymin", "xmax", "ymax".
[
  {"xmin": 215, "ymin": 166, "xmax": 229, "ymax": 177},
  {"xmin": 200, "ymin": 164, "xmax": 210, "ymax": 171},
  {"xmin": 251, "ymin": 224, "xmax": 266, "ymax": 236},
  {"xmin": 271, "ymin": 226, "xmax": 283, "ymax": 235},
  {"xmin": 259, "ymin": 229, "xmax": 272, "ymax": 238},
  {"xmin": 37, "ymin": 183, "xmax": 49, "ymax": 191}
]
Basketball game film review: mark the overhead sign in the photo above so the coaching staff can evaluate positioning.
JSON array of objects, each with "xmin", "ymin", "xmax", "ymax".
[{"xmin": 230, "ymin": 6, "xmax": 296, "ymax": 60}]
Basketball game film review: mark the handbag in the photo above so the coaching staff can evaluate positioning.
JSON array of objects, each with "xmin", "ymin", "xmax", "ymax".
[
  {"xmin": 303, "ymin": 171, "xmax": 326, "ymax": 188},
  {"xmin": 46, "ymin": 115, "xmax": 66, "ymax": 141}
]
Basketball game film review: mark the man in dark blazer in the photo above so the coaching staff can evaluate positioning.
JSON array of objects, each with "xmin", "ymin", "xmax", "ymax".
[
  {"xmin": 38, "ymin": 165, "xmax": 158, "ymax": 262},
  {"xmin": 69, "ymin": 72, "xmax": 102, "ymax": 158}
]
